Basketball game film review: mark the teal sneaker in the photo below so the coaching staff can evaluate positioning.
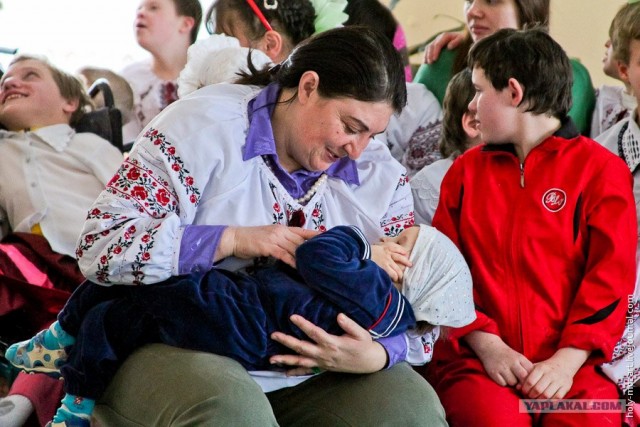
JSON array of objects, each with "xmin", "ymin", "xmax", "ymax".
[
  {"xmin": 46, "ymin": 418, "xmax": 90, "ymax": 427},
  {"xmin": 4, "ymin": 329, "xmax": 67, "ymax": 377}
]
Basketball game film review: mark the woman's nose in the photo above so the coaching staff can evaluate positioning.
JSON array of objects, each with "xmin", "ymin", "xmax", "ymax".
[
  {"xmin": 465, "ymin": 1, "xmax": 483, "ymax": 19},
  {"xmin": 344, "ymin": 137, "xmax": 368, "ymax": 160}
]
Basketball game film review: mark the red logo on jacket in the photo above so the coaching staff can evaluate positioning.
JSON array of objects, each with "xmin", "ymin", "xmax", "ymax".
[{"xmin": 542, "ymin": 189, "xmax": 566, "ymax": 212}]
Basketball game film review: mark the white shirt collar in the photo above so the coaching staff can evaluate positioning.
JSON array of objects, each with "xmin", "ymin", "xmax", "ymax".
[{"xmin": 0, "ymin": 124, "xmax": 75, "ymax": 152}]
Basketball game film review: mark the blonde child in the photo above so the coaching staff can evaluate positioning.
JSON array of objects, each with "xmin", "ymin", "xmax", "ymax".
[
  {"xmin": 590, "ymin": 3, "xmax": 638, "ymax": 138},
  {"xmin": 0, "ymin": 54, "xmax": 123, "ymax": 427}
]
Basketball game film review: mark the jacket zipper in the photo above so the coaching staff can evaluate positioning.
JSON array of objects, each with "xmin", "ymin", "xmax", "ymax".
[{"xmin": 520, "ymin": 162, "xmax": 525, "ymax": 188}]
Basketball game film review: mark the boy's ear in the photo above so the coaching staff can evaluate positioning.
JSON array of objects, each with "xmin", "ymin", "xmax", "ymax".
[
  {"xmin": 507, "ymin": 77, "xmax": 524, "ymax": 107},
  {"xmin": 297, "ymin": 71, "xmax": 320, "ymax": 105},
  {"xmin": 617, "ymin": 61, "xmax": 631, "ymax": 83},
  {"xmin": 62, "ymin": 97, "xmax": 80, "ymax": 116},
  {"xmin": 179, "ymin": 16, "xmax": 196, "ymax": 37},
  {"xmin": 261, "ymin": 31, "xmax": 284, "ymax": 62}
]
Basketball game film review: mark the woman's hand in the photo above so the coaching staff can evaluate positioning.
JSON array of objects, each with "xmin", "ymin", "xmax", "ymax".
[
  {"xmin": 424, "ymin": 31, "xmax": 466, "ymax": 64},
  {"xmin": 215, "ymin": 225, "xmax": 320, "ymax": 267},
  {"xmin": 465, "ymin": 331, "xmax": 533, "ymax": 387},
  {"xmin": 269, "ymin": 313, "xmax": 388, "ymax": 375}
]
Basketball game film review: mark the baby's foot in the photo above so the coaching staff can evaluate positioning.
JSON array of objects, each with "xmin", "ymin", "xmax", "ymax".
[
  {"xmin": 5, "ymin": 329, "xmax": 67, "ymax": 377},
  {"xmin": 46, "ymin": 395, "xmax": 93, "ymax": 427}
]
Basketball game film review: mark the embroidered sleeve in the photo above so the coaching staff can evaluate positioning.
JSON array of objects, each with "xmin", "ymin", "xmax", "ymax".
[
  {"xmin": 76, "ymin": 128, "xmax": 207, "ymax": 285},
  {"xmin": 380, "ymin": 172, "xmax": 414, "ymax": 237}
]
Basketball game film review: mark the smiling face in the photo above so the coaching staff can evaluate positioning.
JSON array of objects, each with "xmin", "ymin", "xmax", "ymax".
[
  {"xmin": 0, "ymin": 59, "xmax": 77, "ymax": 131},
  {"xmin": 464, "ymin": 0, "xmax": 520, "ymax": 43},
  {"xmin": 275, "ymin": 72, "xmax": 393, "ymax": 173}
]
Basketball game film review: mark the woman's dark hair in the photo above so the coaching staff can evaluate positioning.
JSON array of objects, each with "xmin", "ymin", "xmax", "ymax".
[
  {"xmin": 439, "ymin": 68, "xmax": 474, "ymax": 158},
  {"xmin": 452, "ymin": 0, "xmax": 550, "ymax": 75},
  {"xmin": 237, "ymin": 26, "xmax": 407, "ymax": 114},
  {"xmin": 173, "ymin": 0, "xmax": 203, "ymax": 44},
  {"xmin": 207, "ymin": 0, "xmax": 315, "ymax": 46},
  {"xmin": 468, "ymin": 27, "xmax": 572, "ymax": 119}
]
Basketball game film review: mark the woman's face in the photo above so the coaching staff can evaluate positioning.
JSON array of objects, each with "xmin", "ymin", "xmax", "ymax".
[
  {"xmin": 464, "ymin": 0, "xmax": 520, "ymax": 43},
  {"xmin": 277, "ymin": 82, "xmax": 393, "ymax": 173}
]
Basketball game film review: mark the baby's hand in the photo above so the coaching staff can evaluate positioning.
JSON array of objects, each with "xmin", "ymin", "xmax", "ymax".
[{"xmin": 371, "ymin": 241, "xmax": 411, "ymax": 283}]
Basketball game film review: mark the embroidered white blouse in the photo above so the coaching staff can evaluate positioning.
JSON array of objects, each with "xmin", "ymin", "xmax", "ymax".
[
  {"xmin": 0, "ymin": 124, "xmax": 123, "ymax": 256},
  {"xmin": 76, "ymin": 83, "xmax": 414, "ymax": 286},
  {"xmin": 120, "ymin": 59, "xmax": 178, "ymax": 143}
]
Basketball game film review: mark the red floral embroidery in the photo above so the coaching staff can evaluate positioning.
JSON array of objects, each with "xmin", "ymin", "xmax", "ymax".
[
  {"xmin": 131, "ymin": 186, "xmax": 148, "ymax": 201},
  {"xmin": 156, "ymin": 189, "xmax": 171, "ymax": 206}
]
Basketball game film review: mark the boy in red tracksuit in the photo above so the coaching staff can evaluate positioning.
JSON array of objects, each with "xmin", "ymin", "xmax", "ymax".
[{"xmin": 424, "ymin": 28, "xmax": 637, "ymax": 426}]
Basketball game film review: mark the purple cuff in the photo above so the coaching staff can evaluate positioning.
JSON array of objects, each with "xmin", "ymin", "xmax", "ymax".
[
  {"xmin": 178, "ymin": 225, "xmax": 226, "ymax": 275},
  {"xmin": 377, "ymin": 333, "xmax": 408, "ymax": 369}
]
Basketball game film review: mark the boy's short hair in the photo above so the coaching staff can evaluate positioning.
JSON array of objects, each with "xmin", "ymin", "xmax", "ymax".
[
  {"xmin": 439, "ymin": 68, "xmax": 474, "ymax": 158},
  {"xmin": 611, "ymin": 2, "xmax": 640, "ymax": 64},
  {"xmin": 468, "ymin": 28, "xmax": 572, "ymax": 120},
  {"xmin": 8, "ymin": 54, "xmax": 92, "ymax": 127},
  {"xmin": 173, "ymin": 0, "xmax": 203, "ymax": 44}
]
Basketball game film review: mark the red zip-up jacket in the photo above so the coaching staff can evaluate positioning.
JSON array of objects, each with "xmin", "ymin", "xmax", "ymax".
[{"xmin": 432, "ymin": 120, "xmax": 636, "ymax": 364}]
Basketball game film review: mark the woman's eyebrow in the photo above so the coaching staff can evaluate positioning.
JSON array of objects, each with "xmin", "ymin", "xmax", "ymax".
[{"xmin": 344, "ymin": 115, "xmax": 370, "ymax": 132}]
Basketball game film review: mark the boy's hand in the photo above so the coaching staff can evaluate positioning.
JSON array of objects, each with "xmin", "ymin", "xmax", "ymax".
[
  {"xmin": 465, "ymin": 331, "xmax": 533, "ymax": 387},
  {"xmin": 371, "ymin": 241, "xmax": 411, "ymax": 283},
  {"xmin": 519, "ymin": 347, "xmax": 590, "ymax": 399}
]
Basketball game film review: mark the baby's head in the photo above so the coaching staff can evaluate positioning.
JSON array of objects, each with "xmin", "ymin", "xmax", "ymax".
[
  {"xmin": 387, "ymin": 225, "xmax": 476, "ymax": 330},
  {"xmin": 0, "ymin": 54, "xmax": 91, "ymax": 131}
]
